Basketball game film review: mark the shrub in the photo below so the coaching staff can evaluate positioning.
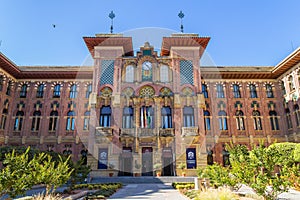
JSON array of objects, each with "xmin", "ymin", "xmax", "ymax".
[
  {"xmin": 172, "ymin": 182, "xmax": 195, "ymax": 190},
  {"xmin": 199, "ymin": 164, "xmax": 236, "ymax": 188},
  {"xmin": 194, "ymin": 187, "xmax": 239, "ymax": 200}
]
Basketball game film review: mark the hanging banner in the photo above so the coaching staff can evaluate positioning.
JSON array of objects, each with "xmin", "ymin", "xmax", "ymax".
[
  {"xmin": 186, "ymin": 148, "xmax": 196, "ymax": 169},
  {"xmin": 98, "ymin": 148, "xmax": 108, "ymax": 169}
]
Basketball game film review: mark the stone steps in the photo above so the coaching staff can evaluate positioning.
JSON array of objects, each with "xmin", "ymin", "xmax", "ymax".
[{"xmin": 91, "ymin": 176, "xmax": 196, "ymax": 184}]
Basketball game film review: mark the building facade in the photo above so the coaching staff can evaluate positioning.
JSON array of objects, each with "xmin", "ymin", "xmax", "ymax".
[{"xmin": 0, "ymin": 32, "xmax": 299, "ymax": 177}]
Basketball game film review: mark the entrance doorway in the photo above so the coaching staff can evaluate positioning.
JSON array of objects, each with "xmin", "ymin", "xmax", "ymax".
[
  {"xmin": 142, "ymin": 147, "xmax": 153, "ymax": 176},
  {"xmin": 119, "ymin": 147, "xmax": 133, "ymax": 176},
  {"xmin": 162, "ymin": 148, "xmax": 173, "ymax": 176}
]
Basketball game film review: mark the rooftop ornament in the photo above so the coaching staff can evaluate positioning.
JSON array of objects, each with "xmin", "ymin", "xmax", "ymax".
[
  {"xmin": 109, "ymin": 11, "xmax": 115, "ymax": 33},
  {"xmin": 178, "ymin": 10, "xmax": 185, "ymax": 33}
]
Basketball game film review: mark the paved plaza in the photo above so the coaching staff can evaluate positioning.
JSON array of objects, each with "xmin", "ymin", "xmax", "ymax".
[{"xmin": 108, "ymin": 183, "xmax": 189, "ymax": 200}]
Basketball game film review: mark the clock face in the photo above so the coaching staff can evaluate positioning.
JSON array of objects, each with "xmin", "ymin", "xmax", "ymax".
[
  {"xmin": 142, "ymin": 61, "xmax": 152, "ymax": 70},
  {"xmin": 142, "ymin": 61, "xmax": 152, "ymax": 81}
]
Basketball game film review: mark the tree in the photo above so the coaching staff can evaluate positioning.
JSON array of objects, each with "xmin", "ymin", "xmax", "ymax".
[
  {"xmin": 227, "ymin": 142, "xmax": 300, "ymax": 200},
  {"xmin": 0, "ymin": 147, "xmax": 73, "ymax": 198},
  {"xmin": 0, "ymin": 148, "xmax": 36, "ymax": 198},
  {"xmin": 69, "ymin": 160, "xmax": 91, "ymax": 189},
  {"xmin": 33, "ymin": 153, "xmax": 73, "ymax": 195}
]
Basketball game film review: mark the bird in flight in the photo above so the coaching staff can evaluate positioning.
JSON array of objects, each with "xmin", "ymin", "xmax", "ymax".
[{"xmin": 52, "ymin": 24, "xmax": 56, "ymax": 28}]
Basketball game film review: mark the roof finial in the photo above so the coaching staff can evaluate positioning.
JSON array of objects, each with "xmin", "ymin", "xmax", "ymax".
[
  {"xmin": 109, "ymin": 11, "xmax": 115, "ymax": 33},
  {"xmin": 178, "ymin": 10, "xmax": 185, "ymax": 33}
]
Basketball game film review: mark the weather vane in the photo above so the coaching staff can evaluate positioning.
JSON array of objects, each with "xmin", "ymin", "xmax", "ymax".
[
  {"xmin": 109, "ymin": 11, "xmax": 116, "ymax": 33},
  {"xmin": 178, "ymin": 10, "xmax": 184, "ymax": 33}
]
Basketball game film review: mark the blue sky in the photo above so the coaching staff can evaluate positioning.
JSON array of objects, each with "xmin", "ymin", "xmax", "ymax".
[{"xmin": 0, "ymin": 0, "xmax": 300, "ymax": 66}]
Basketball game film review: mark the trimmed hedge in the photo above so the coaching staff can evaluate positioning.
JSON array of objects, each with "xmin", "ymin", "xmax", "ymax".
[{"xmin": 172, "ymin": 182, "xmax": 195, "ymax": 190}]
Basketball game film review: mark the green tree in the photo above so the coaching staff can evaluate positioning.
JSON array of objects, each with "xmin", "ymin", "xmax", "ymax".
[
  {"xmin": 69, "ymin": 160, "xmax": 91, "ymax": 189},
  {"xmin": 200, "ymin": 163, "xmax": 237, "ymax": 188},
  {"xmin": 33, "ymin": 153, "xmax": 73, "ymax": 195},
  {"xmin": 227, "ymin": 142, "xmax": 300, "ymax": 200},
  {"xmin": 0, "ymin": 147, "xmax": 73, "ymax": 198},
  {"xmin": 0, "ymin": 148, "xmax": 36, "ymax": 198}
]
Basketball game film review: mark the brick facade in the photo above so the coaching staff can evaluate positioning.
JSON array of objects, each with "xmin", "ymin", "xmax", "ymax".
[{"xmin": 0, "ymin": 33, "xmax": 299, "ymax": 176}]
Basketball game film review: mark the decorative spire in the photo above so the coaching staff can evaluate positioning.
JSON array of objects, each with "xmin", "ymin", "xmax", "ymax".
[
  {"xmin": 178, "ymin": 10, "xmax": 185, "ymax": 33},
  {"xmin": 109, "ymin": 11, "xmax": 116, "ymax": 33}
]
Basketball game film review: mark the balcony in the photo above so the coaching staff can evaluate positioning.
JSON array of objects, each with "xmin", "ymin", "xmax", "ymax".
[
  {"xmin": 159, "ymin": 128, "xmax": 175, "ymax": 137},
  {"xmin": 182, "ymin": 127, "xmax": 199, "ymax": 137},
  {"xmin": 138, "ymin": 128, "xmax": 157, "ymax": 137},
  {"xmin": 120, "ymin": 128, "xmax": 135, "ymax": 137},
  {"xmin": 95, "ymin": 127, "xmax": 113, "ymax": 137}
]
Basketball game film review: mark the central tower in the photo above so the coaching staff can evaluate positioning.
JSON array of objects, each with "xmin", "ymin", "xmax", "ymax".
[{"xmin": 83, "ymin": 32, "xmax": 210, "ymax": 177}]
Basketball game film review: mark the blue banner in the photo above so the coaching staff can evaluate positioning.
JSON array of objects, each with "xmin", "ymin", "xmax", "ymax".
[
  {"xmin": 98, "ymin": 148, "xmax": 108, "ymax": 169},
  {"xmin": 186, "ymin": 148, "xmax": 196, "ymax": 169}
]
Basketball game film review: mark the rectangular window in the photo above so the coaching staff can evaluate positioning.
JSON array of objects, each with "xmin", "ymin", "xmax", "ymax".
[
  {"xmin": 180, "ymin": 60, "xmax": 194, "ymax": 85},
  {"xmin": 100, "ymin": 60, "xmax": 114, "ymax": 85}
]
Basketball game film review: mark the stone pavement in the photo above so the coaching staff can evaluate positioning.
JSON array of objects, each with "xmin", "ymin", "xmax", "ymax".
[{"xmin": 108, "ymin": 183, "xmax": 189, "ymax": 200}]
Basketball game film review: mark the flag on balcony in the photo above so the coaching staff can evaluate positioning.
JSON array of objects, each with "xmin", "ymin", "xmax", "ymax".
[
  {"xmin": 141, "ymin": 107, "xmax": 144, "ymax": 128},
  {"xmin": 147, "ymin": 108, "xmax": 152, "ymax": 128}
]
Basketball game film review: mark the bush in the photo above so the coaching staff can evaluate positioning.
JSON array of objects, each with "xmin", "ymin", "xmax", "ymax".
[
  {"xmin": 172, "ymin": 182, "xmax": 195, "ymax": 190},
  {"xmin": 194, "ymin": 187, "xmax": 239, "ymax": 200},
  {"xmin": 199, "ymin": 164, "xmax": 236, "ymax": 188}
]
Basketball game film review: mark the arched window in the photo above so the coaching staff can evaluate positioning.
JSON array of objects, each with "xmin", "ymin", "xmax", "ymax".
[
  {"xmin": 289, "ymin": 75, "xmax": 295, "ymax": 91},
  {"xmin": 294, "ymin": 104, "xmax": 300, "ymax": 127},
  {"xmin": 31, "ymin": 110, "xmax": 41, "ymax": 131},
  {"xmin": 36, "ymin": 84, "xmax": 44, "ymax": 98},
  {"xmin": 235, "ymin": 110, "xmax": 245, "ymax": 130},
  {"xmin": 69, "ymin": 84, "xmax": 77, "ymax": 99},
  {"xmin": 249, "ymin": 84, "xmax": 257, "ymax": 98},
  {"xmin": 253, "ymin": 110, "xmax": 262, "ymax": 130},
  {"xmin": 160, "ymin": 65, "xmax": 169, "ymax": 83},
  {"xmin": 216, "ymin": 84, "xmax": 224, "ymax": 98},
  {"xmin": 202, "ymin": 84, "xmax": 208, "ymax": 98},
  {"xmin": 20, "ymin": 84, "xmax": 27, "ymax": 98},
  {"xmin": 233, "ymin": 84, "xmax": 241, "ymax": 98},
  {"xmin": 49, "ymin": 110, "xmax": 58, "ymax": 131},
  {"xmin": 204, "ymin": 110, "xmax": 211, "ymax": 130},
  {"xmin": 122, "ymin": 107, "xmax": 134, "ymax": 128},
  {"xmin": 6, "ymin": 81, "xmax": 11, "ymax": 96},
  {"xmin": 269, "ymin": 111, "xmax": 279, "ymax": 130},
  {"xmin": 222, "ymin": 148, "xmax": 230, "ymax": 167},
  {"xmin": 183, "ymin": 106, "xmax": 194, "ymax": 127},
  {"xmin": 207, "ymin": 149, "xmax": 213, "ymax": 165},
  {"xmin": 81, "ymin": 149, "xmax": 88, "ymax": 165},
  {"xmin": 83, "ymin": 111, "xmax": 90, "ymax": 130},
  {"xmin": 218, "ymin": 110, "xmax": 228, "ymax": 130},
  {"xmin": 125, "ymin": 65, "xmax": 134, "ymax": 82},
  {"xmin": 285, "ymin": 108, "xmax": 292, "ymax": 129},
  {"xmin": 0, "ymin": 75, "xmax": 3, "ymax": 91},
  {"xmin": 266, "ymin": 84, "xmax": 274, "ymax": 98},
  {"xmin": 85, "ymin": 84, "xmax": 92, "ymax": 98},
  {"xmin": 140, "ymin": 106, "xmax": 154, "ymax": 128},
  {"xmin": 281, "ymin": 81, "xmax": 286, "ymax": 95},
  {"xmin": 0, "ymin": 108, "xmax": 8, "ymax": 130},
  {"xmin": 66, "ymin": 111, "xmax": 76, "ymax": 131},
  {"xmin": 100, "ymin": 106, "xmax": 111, "ymax": 127},
  {"xmin": 14, "ymin": 110, "xmax": 24, "ymax": 131},
  {"xmin": 161, "ymin": 106, "xmax": 172, "ymax": 129},
  {"xmin": 53, "ymin": 84, "xmax": 61, "ymax": 98}
]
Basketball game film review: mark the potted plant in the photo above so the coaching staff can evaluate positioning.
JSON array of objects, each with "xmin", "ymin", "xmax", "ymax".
[
  {"xmin": 178, "ymin": 162, "xmax": 186, "ymax": 177},
  {"xmin": 153, "ymin": 163, "xmax": 162, "ymax": 177},
  {"xmin": 108, "ymin": 163, "xmax": 115, "ymax": 177}
]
